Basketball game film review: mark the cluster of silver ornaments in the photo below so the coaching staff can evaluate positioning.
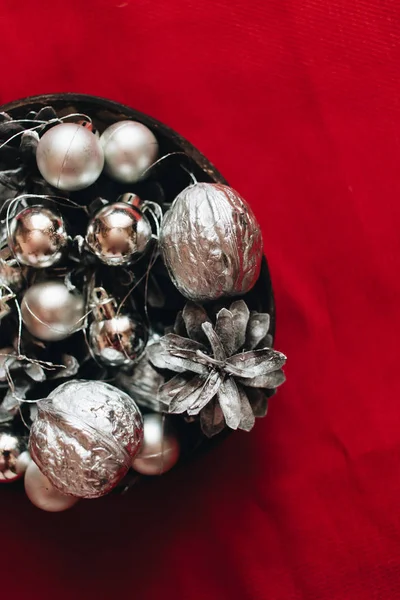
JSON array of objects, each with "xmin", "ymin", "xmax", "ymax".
[
  {"xmin": 0, "ymin": 104, "xmax": 285, "ymax": 513},
  {"xmin": 36, "ymin": 120, "xmax": 159, "ymax": 191}
]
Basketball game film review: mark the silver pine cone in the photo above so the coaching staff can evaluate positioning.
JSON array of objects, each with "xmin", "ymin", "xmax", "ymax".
[{"xmin": 148, "ymin": 300, "xmax": 286, "ymax": 437}]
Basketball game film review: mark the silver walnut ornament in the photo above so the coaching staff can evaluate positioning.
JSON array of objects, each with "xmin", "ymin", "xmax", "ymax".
[
  {"xmin": 21, "ymin": 280, "xmax": 85, "ymax": 341},
  {"xmin": 29, "ymin": 380, "xmax": 144, "ymax": 498},
  {"xmin": 8, "ymin": 205, "xmax": 68, "ymax": 268},
  {"xmin": 89, "ymin": 287, "xmax": 148, "ymax": 367},
  {"xmin": 24, "ymin": 461, "xmax": 79, "ymax": 512},
  {"xmin": 0, "ymin": 431, "xmax": 30, "ymax": 482},
  {"xmin": 100, "ymin": 120, "xmax": 158, "ymax": 183},
  {"xmin": 36, "ymin": 123, "xmax": 104, "ymax": 191},
  {"xmin": 86, "ymin": 197, "xmax": 152, "ymax": 266},
  {"xmin": 160, "ymin": 183, "xmax": 263, "ymax": 301},
  {"xmin": 132, "ymin": 413, "xmax": 180, "ymax": 476}
]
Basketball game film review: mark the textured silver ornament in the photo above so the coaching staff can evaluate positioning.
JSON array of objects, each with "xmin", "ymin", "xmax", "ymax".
[
  {"xmin": 0, "ymin": 259, "xmax": 26, "ymax": 291},
  {"xmin": 21, "ymin": 280, "xmax": 85, "ymax": 341},
  {"xmin": 0, "ymin": 287, "xmax": 15, "ymax": 320},
  {"xmin": 100, "ymin": 121, "xmax": 158, "ymax": 183},
  {"xmin": 0, "ymin": 431, "xmax": 29, "ymax": 482},
  {"xmin": 132, "ymin": 413, "xmax": 180, "ymax": 475},
  {"xmin": 160, "ymin": 183, "xmax": 263, "ymax": 301},
  {"xmin": 148, "ymin": 300, "xmax": 286, "ymax": 437},
  {"xmin": 86, "ymin": 200, "xmax": 152, "ymax": 265},
  {"xmin": 29, "ymin": 380, "xmax": 144, "ymax": 498},
  {"xmin": 24, "ymin": 461, "xmax": 79, "ymax": 512},
  {"xmin": 36, "ymin": 123, "xmax": 104, "ymax": 191},
  {"xmin": 89, "ymin": 287, "xmax": 147, "ymax": 367},
  {"xmin": 8, "ymin": 205, "xmax": 68, "ymax": 268}
]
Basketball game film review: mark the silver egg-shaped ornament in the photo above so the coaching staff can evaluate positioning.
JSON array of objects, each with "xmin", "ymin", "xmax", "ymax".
[
  {"xmin": 85, "ymin": 200, "xmax": 152, "ymax": 266},
  {"xmin": 36, "ymin": 123, "xmax": 104, "ymax": 191},
  {"xmin": 160, "ymin": 183, "xmax": 263, "ymax": 301},
  {"xmin": 24, "ymin": 461, "xmax": 79, "ymax": 512},
  {"xmin": 100, "ymin": 120, "xmax": 158, "ymax": 183},
  {"xmin": 21, "ymin": 280, "xmax": 85, "ymax": 341},
  {"xmin": 8, "ymin": 205, "xmax": 68, "ymax": 268},
  {"xmin": 29, "ymin": 380, "xmax": 144, "ymax": 498},
  {"xmin": 0, "ymin": 431, "xmax": 29, "ymax": 482},
  {"xmin": 132, "ymin": 413, "xmax": 180, "ymax": 476},
  {"xmin": 89, "ymin": 287, "xmax": 148, "ymax": 367}
]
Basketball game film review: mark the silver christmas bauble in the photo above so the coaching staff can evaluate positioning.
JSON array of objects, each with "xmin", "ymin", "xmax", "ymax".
[
  {"xmin": 0, "ymin": 431, "xmax": 29, "ymax": 482},
  {"xmin": 86, "ymin": 201, "xmax": 152, "ymax": 265},
  {"xmin": 21, "ymin": 280, "xmax": 85, "ymax": 341},
  {"xmin": 160, "ymin": 183, "xmax": 263, "ymax": 301},
  {"xmin": 90, "ymin": 315, "xmax": 147, "ymax": 367},
  {"xmin": 100, "ymin": 121, "xmax": 158, "ymax": 183},
  {"xmin": 29, "ymin": 380, "xmax": 144, "ymax": 498},
  {"xmin": 132, "ymin": 414, "xmax": 180, "ymax": 476},
  {"xmin": 8, "ymin": 205, "xmax": 68, "ymax": 268},
  {"xmin": 24, "ymin": 461, "xmax": 79, "ymax": 512},
  {"xmin": 36, "ymin": 123, "xmax": 104, "ymax": 191}
]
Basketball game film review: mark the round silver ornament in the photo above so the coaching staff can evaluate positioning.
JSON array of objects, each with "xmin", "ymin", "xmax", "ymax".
[
  {"xmin": 36, "ymin": 123, "xmax": 104, "ymax": 191},
  {"xmin": 100, "ymin": 120, "xmax": 158, "ymax": 183},
  {"xmin": 132, "ymin": 413, "xmax": 180, "ymax": 476},
  {"xmin": 160, "ymin": 183, "xmax": 263, "ymax": 301},
  {"xmin": 21, "ymin": 280, "xmax": 85, "ymax": 341},
  {"xmin": 24, "ymin": 461, "xmax": 79, "ymax": 512},
  {"xmin": 8, "ymin": 205, "xmax": 68, "ymax": 268},
  {"xmin": 0, "ymin": 431, "xmax": 29, "ymax": 482},
  {"xmin": 86, "ymin": 201, "xmax": 152, "ymax": 266},
  {"xmin": 29, "ymin": 380, "xmax": 144, "ymax": 498},
  {"xmin": 89, "ymin": 288, "xmax": 147, "ymax": 367}
]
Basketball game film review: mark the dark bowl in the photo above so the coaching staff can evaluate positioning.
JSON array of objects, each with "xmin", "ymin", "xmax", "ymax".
[{"xmin": 0, "ymin": 93, "xmax": 275, "ymax": 478}]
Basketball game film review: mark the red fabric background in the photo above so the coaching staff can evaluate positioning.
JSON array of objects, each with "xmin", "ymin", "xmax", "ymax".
[{"xmin": 1, "ymin": 1, "xmax": 400, "ymax": 598}]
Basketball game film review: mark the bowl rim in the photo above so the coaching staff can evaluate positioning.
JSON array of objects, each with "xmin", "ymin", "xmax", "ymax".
[{"xmin": 0, "ymin": 92, "xmax": 227, "ymax": 185}]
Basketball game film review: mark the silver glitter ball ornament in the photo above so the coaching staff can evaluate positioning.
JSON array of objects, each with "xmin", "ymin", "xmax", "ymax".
[
  {"xmin": 8, "ymin": 205, "xmax": 68, "ymax": 268},
  {"xmin": 86, "ymin": 201, "xmax": 152, "ymax": 266},
  {"xmin": 132, "ymin": 414, "xmax": 180, "ymax": 476},
  {"xmin": 100, "ymin": 121, "xmax": 158, "ymax": 183},
  {"xmin": 0, "ymin": 431, "xmax": 29, "ymax": 482},
  {"xmin": 21, "ymin": 280, "xmax": 85, "ymax": 341},
  {"xmin": 29, "ymin": 380, "xmax": 144, "ymax": 498},
  {"xmin": 89, "ymin": 288, "xmax": 148, "ymax": 367},
  {"xmin": 36, "ymin": 123, "xmax": 104, "ymax": 191},
  {"xmin": 160, "ymin": 183, "xmax": 263, "ymax": 301},
  {"xmin": 24, "ymin": 461, "xmax": 79, "ymax": 512}
]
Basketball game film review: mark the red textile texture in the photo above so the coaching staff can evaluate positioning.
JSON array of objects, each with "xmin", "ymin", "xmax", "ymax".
[{"xmin": 1, "ymin": 1, "xmax": 400, "ymax": 598}]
